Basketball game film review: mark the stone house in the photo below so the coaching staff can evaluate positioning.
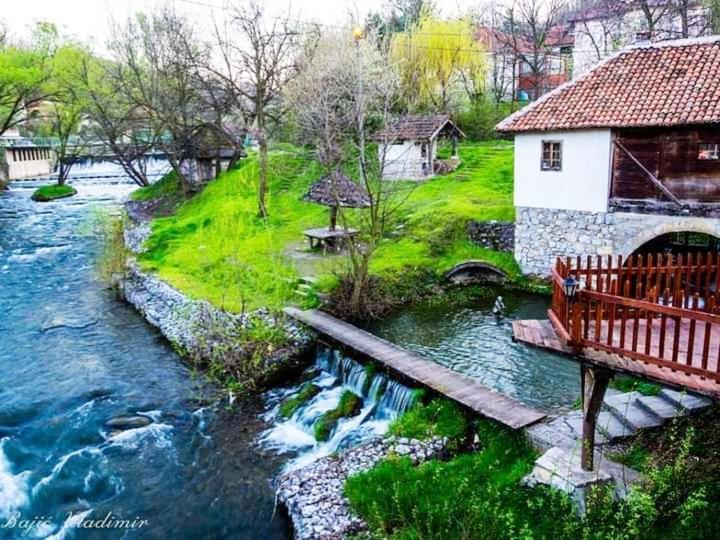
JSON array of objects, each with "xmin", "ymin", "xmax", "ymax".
[
  {"xmin": 375, "ymin": 115, "xmax": 464, "ymax": 180},
  {"xmin": 497, "ymin": 36, "xmax": 720, "ymax": 277}
]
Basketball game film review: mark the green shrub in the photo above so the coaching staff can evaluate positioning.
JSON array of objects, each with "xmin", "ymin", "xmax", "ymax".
[
  {"xmin": 131, "ymin": 171, "xmax": 181, "ymax": 201},
  {"xmin": 279, "ymin": 382, "xmax": 321, "ymax": 419},
  {"xmin": 388, "ymin": 398, "xmax": 467, "ymax": 441}
]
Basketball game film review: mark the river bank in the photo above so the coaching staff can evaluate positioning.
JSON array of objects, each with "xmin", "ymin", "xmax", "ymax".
[{"xmin": 121, "ymin": 204, "xmax": 315, "ymax": 392}]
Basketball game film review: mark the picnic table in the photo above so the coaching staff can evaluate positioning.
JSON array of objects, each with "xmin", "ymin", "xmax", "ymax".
[{"xmin": 304, "ymin": 227, "xmax": 359, "ymax": 253}]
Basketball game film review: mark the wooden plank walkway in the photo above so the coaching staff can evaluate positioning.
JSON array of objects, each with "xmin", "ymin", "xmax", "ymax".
[
  {"xmin": 513, "ymin": 319, "xmax": 720, "ymax": 399},
  {"xmin": 285, "ymin": 308, "xmax": 546, "ymax": 429}
]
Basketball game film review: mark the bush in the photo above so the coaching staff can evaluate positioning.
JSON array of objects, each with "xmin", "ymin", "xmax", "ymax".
[
  {"xmin": 388, "ymin": 398, "xmax": 467, "ymax": 441},
  {"xmin": 130, "ymin": 171, "xmax": 181, "ymax": 201}
]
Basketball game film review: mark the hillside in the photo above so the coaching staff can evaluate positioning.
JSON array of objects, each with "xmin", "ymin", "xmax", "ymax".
[{"xmin": 136, "ymin": 141, "xmax": 516, "ymax": 312}]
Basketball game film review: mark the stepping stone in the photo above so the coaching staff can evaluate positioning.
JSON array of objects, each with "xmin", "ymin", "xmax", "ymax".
[
  {"xmin": 635, "ymin": 394, "xmax": 686, "ymax": 420},
  {"xmin": 659, "ymin": 389, "xmax": 712, "ymax": 412},
  {"xmin": 596, "ymin": 411, "xmax": 634, "ymax": 441},
  {"xmin": 546, "ymin": 412, "xmax": 610, "ymax": 444},
  {"xmin": 523, "ymin": 446, "xmax": 639, "ymax": 514},
  {"xmin": 603, "ymin": 392, "xmax": 664, "ymax": 430},
  {"xmin": 526, "ymin": 422, "xmax": 576, "ymax": 450}
]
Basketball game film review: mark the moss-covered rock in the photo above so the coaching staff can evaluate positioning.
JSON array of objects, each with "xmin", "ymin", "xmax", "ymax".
[
  {"xmin": 314, "ymin": 390, "xmax": 363, "ymax": 442},
  {"xmin": 31, "ymin": 184, "xmax": 77, "ymax": 202},
  {"xmin": 279, "ymin": 382, "xmax": 322, "ymax": 419}
]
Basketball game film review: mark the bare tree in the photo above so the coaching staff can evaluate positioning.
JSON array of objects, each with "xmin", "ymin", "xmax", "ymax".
[
  {"xmin": 503, "ymin": 0, "xmax": 569, "ymax": 101},
  {"xmin": 215, "ymin": 0, "xmax": 301, "ymax": 218},
  {"xmin": 108, "ymin": 7, "xmax": 216, "ymax": 191},
  {"xmin": 286, "ymin": 29, "xmax": 416, "ymax": 316},
  {"xmin": 73, "ymin": 53, "xmax": 158, "ymax": 187}
]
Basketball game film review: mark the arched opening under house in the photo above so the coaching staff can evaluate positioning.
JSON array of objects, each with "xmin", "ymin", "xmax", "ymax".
[{"xmin": 629, "ymin": 231, "xmax": 720, "ymax": 260}]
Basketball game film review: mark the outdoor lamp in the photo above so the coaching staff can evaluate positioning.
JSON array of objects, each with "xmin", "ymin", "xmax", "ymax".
[{"xmin": 563, "ymin": 274, "xmax": 579, "ymax": 301}]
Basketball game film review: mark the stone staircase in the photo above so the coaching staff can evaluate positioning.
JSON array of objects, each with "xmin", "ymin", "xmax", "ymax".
[
  {"xmin": 527, "ymin": 388, "xmax": 712, "ymax": 451},
  {"xmin": 524, "ymin": 388, "xmax": 714, "ymax": 509}
]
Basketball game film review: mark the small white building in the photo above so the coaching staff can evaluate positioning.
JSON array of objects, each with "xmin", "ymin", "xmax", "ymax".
[
  {"xmin": 375, "ymin": 115, "xmax": 464, "ymax": 180},
  {"xmin": 0, "ymin": 130, "xmax": 54, "ymax": 180},
  {"xmin": 497, "ymin": 37, "xmax": 720, "ymax": 277}
]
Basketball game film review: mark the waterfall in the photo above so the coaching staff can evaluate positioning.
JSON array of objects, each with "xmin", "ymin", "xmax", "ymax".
[{"xmin": 261, "ymin": 345, "xmax": 418, "ymax": 472}]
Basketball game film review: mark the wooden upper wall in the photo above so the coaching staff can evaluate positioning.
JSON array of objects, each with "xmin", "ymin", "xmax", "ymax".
[{"xmin": 612, "ymin": 127, "xmax": 720, "ymax": 202}]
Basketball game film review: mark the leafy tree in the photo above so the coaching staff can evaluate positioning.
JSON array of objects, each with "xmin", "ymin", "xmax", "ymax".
[
  {"xmin": 391, "ymin": 15, "xmax": 486, "ymax": 112},
  {"xmin": 0, "ymin": 22, "xmax": 57, "ymax": 137}
]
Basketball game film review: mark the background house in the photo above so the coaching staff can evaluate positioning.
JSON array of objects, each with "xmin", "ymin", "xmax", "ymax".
[
  {"xmin": 376, "ymin": 115, "xmax": 464, "ymax": 181},
  {"xmin": 497, "ymin": 37, "xmax": 720, "ymax": 276}
]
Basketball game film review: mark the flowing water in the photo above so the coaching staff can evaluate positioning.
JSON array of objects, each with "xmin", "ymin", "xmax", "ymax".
[
  {"xmin": 260, "ymin": 347, "xmax": 417, "ymax": 472},
  {"xmin": 0, "ymin": 174, "xmax": 292, "ymax": 539},
  {"xmin": 366, "ymin": 291, "xmax": 581, "ymax": 412}
]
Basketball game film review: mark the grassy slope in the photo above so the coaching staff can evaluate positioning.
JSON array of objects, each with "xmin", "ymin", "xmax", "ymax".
[{"xmin": 138, "ymin": 141, "xmax": 516, "ymax": 311}]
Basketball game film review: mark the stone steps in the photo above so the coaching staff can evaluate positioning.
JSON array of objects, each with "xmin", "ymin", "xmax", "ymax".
[
  {"xmin": 524, "ymin": 388, "xmax": 713, "ymax": 512},
  {"xmin": 528, "ymin": 388, "xmax": 713, "ymax": 451}
]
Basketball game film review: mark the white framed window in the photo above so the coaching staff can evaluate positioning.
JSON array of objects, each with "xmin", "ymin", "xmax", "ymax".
[
  {"xmin": 698, "ymin": 143, "xmax": 719, "ymax": 160},
  {"xmin": 541, "ymin": 140, "xmax": 562, "ymax": 171}
]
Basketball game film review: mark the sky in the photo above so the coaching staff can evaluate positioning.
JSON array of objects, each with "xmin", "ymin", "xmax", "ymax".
[{"xmin": 4, "ymin": 0, "xmax": 487, "ymax": 45}]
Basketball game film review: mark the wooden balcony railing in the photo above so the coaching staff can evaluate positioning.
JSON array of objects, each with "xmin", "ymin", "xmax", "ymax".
[{"xmin": 550, "ymin": 253, "xmax": 720, "ymax": 383}]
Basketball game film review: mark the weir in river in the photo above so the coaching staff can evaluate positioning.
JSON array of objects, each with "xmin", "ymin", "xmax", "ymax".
[{"xmin": 261, "ymin": 346, "xmax": 417, "ymax": 471}]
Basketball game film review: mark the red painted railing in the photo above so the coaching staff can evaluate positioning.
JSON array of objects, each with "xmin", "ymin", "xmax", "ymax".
[{"xmin": 551, "ymin": 253, "xmax": 720, "ymax": 382}]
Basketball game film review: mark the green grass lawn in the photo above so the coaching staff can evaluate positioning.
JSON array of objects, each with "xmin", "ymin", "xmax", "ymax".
[
  {"xmin": 31, "ymin": 184, "xmax": 77, "ymax": 202},
  {"xmin": 137, "ymin": 141, "xmax": 517, "ymax": 311}
]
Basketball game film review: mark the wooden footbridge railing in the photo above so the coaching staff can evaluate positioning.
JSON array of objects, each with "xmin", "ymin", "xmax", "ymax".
[
  {"xmin": 551, "ymin": 253, "xmax": 720, "ymax": 383},
  {"xmin": 515, "ymin": 252, "xmax": 720, "ymax": 472}
]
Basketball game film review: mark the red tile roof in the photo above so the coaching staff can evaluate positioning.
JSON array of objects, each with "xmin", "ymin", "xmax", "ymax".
[{"xmin": 497, "ymin": 38, "xmax": 720, "ymax": 133}]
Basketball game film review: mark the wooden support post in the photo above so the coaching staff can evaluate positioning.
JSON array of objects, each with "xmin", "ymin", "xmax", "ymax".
[{"xmin": 580, "ymin": 365, "xmax": 611, "ymax": 472}]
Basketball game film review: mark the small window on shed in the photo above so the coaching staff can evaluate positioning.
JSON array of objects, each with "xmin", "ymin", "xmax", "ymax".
[
  {"xmin": 698, "ymin": 143, "xmax": 719, "ymax": 160},
  {"xmin": 541, "ymin": 141, "xmax": 562, "ymax": 171}
]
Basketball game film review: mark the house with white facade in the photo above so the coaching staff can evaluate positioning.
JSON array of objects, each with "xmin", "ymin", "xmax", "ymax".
[
  {"xmin": 375, "ymin": 116, "xmax": 464, "ymax": 181},
  {"xmin": 497, "ymin": 37, "xmax": 720, "ymax": 277}
]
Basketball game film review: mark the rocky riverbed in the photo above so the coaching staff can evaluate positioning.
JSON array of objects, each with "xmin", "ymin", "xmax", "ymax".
[{"xmin": 276, "ymin": 436, "xmax": 449, "ymax": 540}]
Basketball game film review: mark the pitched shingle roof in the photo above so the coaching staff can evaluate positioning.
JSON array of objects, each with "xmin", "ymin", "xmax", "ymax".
[
  {"xmin": 302, "ymin": 171, "xmax": 370, "ymax": 208},
  {"xmin": 375, "ymin": 115, "xmax": 464, "ymax": 141},
  {"xmin": 497, "ymin": 37, "xmax": 720, "ymax": 133}
]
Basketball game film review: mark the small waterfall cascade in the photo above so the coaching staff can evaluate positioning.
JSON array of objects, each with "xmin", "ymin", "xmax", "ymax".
[{"xmin": 260, "ymin": 345, "xmax": 417, "ymax": 471}]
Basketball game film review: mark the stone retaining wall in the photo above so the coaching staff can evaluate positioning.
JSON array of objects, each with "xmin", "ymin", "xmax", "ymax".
[
  {"xmin": 515, "ymin": 207, "xmax": 720, "ymax": 277},
  {"xmin": 120, "ymin": 214, "xmax": 313, "ymax": 385},
  {"xmin": 276, "ymin": 436, "xmax": 448, "ymax": 540},
  {"xmin": 467, "ymin": 220, "xmax": 514, "ymax": 252}
]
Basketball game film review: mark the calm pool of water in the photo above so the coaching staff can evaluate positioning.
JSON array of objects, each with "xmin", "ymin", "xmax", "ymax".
[{"xmin": 367, "ymin": 291, "xmax": 581, "ymax": 412}]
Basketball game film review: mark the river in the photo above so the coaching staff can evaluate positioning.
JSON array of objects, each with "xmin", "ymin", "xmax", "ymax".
[{"xmin": 0, "ymin": 176, "xmax": 291, "ymax": 539}]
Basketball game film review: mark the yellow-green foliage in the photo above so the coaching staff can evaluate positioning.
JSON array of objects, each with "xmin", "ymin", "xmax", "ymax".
[
  {"xmin": 139, "ymin": 141, "xmax": 516, "ymax": 311},
  {"xmin": 391, "ymin": 15, "xmax": 486, "ymax": 110}
]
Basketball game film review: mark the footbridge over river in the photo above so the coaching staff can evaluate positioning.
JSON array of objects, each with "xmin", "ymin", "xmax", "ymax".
[{"xmin": 284, "ymin": 307, "xmax": 546, "ymax": 430}]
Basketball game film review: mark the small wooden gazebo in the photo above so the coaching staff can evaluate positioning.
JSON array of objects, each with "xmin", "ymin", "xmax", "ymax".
[{"xmin": 302, "ymin": 171, "xmax": 370, "ymax": 252}]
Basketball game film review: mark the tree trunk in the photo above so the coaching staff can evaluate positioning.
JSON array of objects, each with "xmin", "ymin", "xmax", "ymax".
[{"xmin": 258, "ymin": 133, "xmax": 268, "ymax": 218}]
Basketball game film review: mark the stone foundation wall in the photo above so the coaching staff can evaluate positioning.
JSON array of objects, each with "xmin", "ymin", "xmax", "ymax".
[
  {"xmin": 467, "ymin": 220, "xmax": 515, "ymax": 252},
  {"xmin": 515, "ymin": 206, "xmax": 720, "ymax": 277}
]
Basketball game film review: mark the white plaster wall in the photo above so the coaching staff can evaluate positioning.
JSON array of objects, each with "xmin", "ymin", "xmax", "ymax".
[
  {"xmin": 382, "ymin": 141, "xmax": 430, "ymax": 180},
  {"xmin": 7, "ymin": 155, "xmax": 54, "ymax": 179},
  {"xmin": 513, "ymin": 129, "xmax": 612, "ymax": 213}
]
